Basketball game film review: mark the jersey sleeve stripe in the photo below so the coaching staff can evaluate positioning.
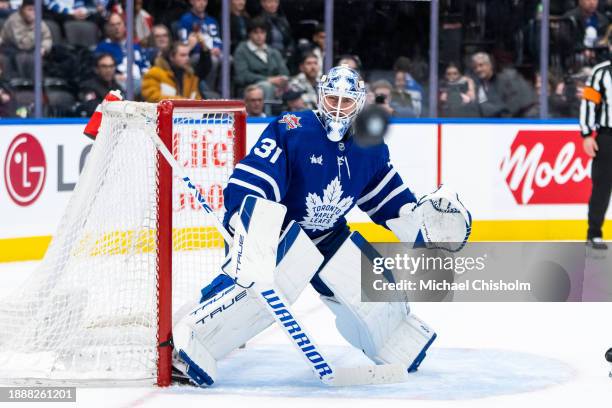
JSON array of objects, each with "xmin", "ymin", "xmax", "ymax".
[
  {"xmin": 580, "ymin": 98, "xmax": 590, "ymax": 135},
  {"xmin": 356, "ymin": 168, "xmax": 397, "ymax": 206},
  {"xmin": 227, "ymin": 178, "xmax": 267, "ymax": 199},
  {"xmin": 366, "ymin": 184, "xmax": 409, "ymax": 217},
  {"xmin": 235, "ymin": 163, "xmax": 281, "ymax": 201}
]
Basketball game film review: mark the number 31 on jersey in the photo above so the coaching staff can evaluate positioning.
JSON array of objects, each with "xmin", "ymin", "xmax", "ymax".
[{"xmin": 254, "ymin": 138, "xmax": 283, "ymax": 164}]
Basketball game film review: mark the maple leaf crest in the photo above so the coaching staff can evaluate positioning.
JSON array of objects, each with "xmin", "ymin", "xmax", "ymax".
[{"xmin": 299, "ymin": 177, "xmax": 354, "ymax": 232}]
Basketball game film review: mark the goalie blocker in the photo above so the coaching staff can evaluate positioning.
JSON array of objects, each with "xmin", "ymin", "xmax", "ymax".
[{"xmin": 173, "ymin": 195, "xmax": 438, "ymax": 386}]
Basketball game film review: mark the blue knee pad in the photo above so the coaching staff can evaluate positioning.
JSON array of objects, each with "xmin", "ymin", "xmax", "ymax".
[{"xmin": 200, "ymin": 274, "xmax": 235, "ymax": 303}]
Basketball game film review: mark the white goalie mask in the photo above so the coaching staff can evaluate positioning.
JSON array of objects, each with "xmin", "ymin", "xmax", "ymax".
[{"xmin": 317, "ymin": 65, "xmax": 366, "ymax": 142}]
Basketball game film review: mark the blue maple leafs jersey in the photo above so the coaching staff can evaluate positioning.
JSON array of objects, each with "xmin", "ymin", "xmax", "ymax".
[{"xmin": 222, "ymin": 110, "xmax": 417, "ymax": 242}]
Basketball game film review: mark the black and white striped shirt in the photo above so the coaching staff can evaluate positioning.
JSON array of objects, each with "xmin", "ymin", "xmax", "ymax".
[{"xmin": 580, "ymin": 60, "xmax": 612, "ymax": 137}]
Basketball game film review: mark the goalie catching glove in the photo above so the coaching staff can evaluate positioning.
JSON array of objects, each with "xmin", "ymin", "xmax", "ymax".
[{"xmin": 387, "ymin": 184, "xmax": 472, "ymax": 252}]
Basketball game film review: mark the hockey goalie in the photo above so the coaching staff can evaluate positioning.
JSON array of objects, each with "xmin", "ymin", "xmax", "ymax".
[{"xmin": 171, "ymin": 65, "xmax": 472, "ymax": 386}]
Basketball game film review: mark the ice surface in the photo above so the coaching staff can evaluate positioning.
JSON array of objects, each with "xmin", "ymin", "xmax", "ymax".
[
  {"xmin": 203, "ymin": 345, "xmax": 574, "ymax": 400},
  {"xmin": 1, "ymin": 261, "xmax": 611, "ymax": 408}
]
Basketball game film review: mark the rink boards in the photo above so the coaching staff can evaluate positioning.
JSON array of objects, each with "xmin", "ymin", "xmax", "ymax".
[{"xmin": 0, "ymin": 118, "xmax": 610, "ymax": 262}]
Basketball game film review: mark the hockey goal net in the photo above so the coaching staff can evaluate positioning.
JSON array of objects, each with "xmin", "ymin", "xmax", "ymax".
[{"xmin": 0, "ymin": 100, "xmax": 246, "ymax": 386}]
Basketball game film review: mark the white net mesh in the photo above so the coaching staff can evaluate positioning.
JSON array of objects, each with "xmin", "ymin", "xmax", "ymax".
[{"xmin": 0, "ymin": 101, "xmax": 241, "ymax": 384}]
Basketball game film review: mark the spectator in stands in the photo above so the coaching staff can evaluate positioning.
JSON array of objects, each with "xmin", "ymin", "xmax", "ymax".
[
  {"xmin": 145, "ymin": 24, "xmax": 172, "ymax": 65},
  {"xmin": 563, "ymin": 0, "xmax": 609, "ymax": 52},
  {"xmin": 244, "ymin": 84, "xmax": 265, "ymax": 117},
  {"xmin": 471, "ymin": 52, "xmax": 538, "ymax": 118},
  {"xmin": 0, "ymin": 59, "xmax": 16, "ymax": 117},
  {"xmin": 0, "ymin": 0, "xmax": 14, "ymax": 18},
  {"xmin": 178, "ymin": 0, "xmax": 222, "ymax": 90},
  {"xmin": 393, "ymin": 56, "xmax": 425, "ymax": 117},
  {"xmin": 390, "ymin": 68, "xmax": 414, "ymax": 114},
  {"xmin": 44, "ymin": 0, "xmax": 100, "ymax": 21},
  {"xmin": 288, "ymin": 52, "xmax": 319, "ymax": 110},
  {"xmin": 0, "ymin": 0, "xmax": 52, "ymax": 78},
  {"xmin": 230, "ymin": 0, "xmax": 250, "ymax": 53},
  {"xmin": 371, "ymin": 79, "xmax": 416, "ymax": 118},
  {"xmin": 282, "ymin": 88, "xmax": 305, "ymax": 112},
  {"xmin": 535, "ymin": 71, "xmax": 565, "ymax": 118},
  {"xmin": 337, "ymin": 54, "xmax": 361, "ymax": 75},
  {"xmin": 311, "ymin": 23, "xmax": 325, "ymax": 77},
  {"xmin": 78, "ymin": 53, "xmax": 123, "ymax": 116},
  {"xmin": 147, "ymin": 24, "xmax": 211, "ymax": 96},
  {"xmin": 439, "ymin": 62, "xmax": 478, "ymax": 117},
  {"xmin": 124, "ymin": 0, "xmax": 153, "ymax": 46},
  {"xmin": 95, "ymin": 12, "xmax": 150, "ymax": 93},
  {"xmin": 233, "ymin": 16, "xmax": 289, "ymax": 114},
  {"xmin": 258, "ymin": 0, "xmax": 293, "ymax": 60},
  {"xmin": 141, "ymin": 41, "xmax": 201, "ymax": 102}
]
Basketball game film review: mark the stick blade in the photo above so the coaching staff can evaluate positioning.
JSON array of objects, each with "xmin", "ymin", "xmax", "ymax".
[{"xmin": 329, "ymin": 364, "xmax": 408, "ymax": 386}]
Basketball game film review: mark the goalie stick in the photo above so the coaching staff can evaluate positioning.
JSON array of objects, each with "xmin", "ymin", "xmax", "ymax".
[{"xmin": 142, "ymin": 104, "xmax": 410, "ymax": 386}]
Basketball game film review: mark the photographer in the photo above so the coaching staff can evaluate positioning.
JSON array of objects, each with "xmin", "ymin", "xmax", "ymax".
[
  {"xmin": 551, "ymin": 68, "xmax": 592, "ymax": 118},
  {"xmin": 370, "ymin": 79, "xmax": 416, "ymax": 118},
  {"xmin": 439, "ymin": 63, "xmax": 478, "ymax": 117}
]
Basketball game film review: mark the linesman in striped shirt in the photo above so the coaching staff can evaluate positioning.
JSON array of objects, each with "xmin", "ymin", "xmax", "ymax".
[{"xmin": 580, "ymin": 60, "xmax": 612, "ymax": 250}]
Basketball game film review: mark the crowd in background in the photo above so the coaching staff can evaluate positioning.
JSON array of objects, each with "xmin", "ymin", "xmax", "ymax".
[{"xmin": 0, "ymin": 0, "xmax": 611, "ymax": 118}]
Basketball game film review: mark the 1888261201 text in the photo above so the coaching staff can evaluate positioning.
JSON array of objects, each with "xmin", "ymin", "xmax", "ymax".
[{"xmin": 0, "ymin": 387, "xmax": 76, "ymax": 402}]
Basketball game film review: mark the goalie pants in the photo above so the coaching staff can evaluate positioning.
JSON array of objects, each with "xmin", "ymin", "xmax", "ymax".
[
  {"xmin": 213, "ymin": 225, "xmax": 353, "ymax": 300},
  {"xmin": 588, "ymin": 128, "xmax": 612, "ymax": 239},
  {"xmin": 211, "ymin": 223, "xmax": 427, "ymax": 301},
  {"xmin": 209, "ymin": 226, "xmax": 352, "ymax": 301},
  {"xmin": 215, "ymin": 225, "xmax": 365, "ymax": 298}
]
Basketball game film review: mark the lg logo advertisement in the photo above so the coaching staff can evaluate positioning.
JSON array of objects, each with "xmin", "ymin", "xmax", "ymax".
[
  {"xmin": 0, "ymin": 126, "xmax": 92, "ymax": 238},
  {"xmin": 4, "ymin": 133, "xmax": 47, "ymax": 207},
  {"xmin": 2, "ymin": 133, "xmax": 91, "ymax": 207}
]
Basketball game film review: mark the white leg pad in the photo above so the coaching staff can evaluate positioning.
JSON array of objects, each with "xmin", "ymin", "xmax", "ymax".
[
  {"xmin": 318, "ymin": 232, "xmax": 436, "ymax": 372},
  {"xmin": 172, "ymin": 318, "xmax": 218, "ymax": 386},
  {"xmin": 274, "ymin": 221, "xmax": 322, "ymax": 303},
  {"xmin": 173, "ymin": 218, "xmax": 323, "ymax": 385}
]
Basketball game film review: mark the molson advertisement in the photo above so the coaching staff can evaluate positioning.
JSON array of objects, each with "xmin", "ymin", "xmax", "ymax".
[{"xmin": 501, "ymin": 130, "xmax": 592, "ymax": 205}]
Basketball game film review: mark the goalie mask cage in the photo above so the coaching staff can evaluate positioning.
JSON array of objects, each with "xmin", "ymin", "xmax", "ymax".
[{"xmin": 0, "ymin": 100, "xmax": 247, "ymax": 386}]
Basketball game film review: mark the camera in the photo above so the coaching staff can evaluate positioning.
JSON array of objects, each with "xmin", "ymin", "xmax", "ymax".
[{"xmin": 375, "ymin": 94, "xmax": 386, "ymax": 104}]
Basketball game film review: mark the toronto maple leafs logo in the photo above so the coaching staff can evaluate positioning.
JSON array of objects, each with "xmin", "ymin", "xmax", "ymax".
[
  {"xmin": 278, "ymin": 114, "xmax": 302, "ymax": 130},
  {"xmin": 310, "ymin": 154, "xmax": 323, "ymax": 165},
  {"xmin": 299, "ymin": 177, "xmax": 354, "ymax": 232}
]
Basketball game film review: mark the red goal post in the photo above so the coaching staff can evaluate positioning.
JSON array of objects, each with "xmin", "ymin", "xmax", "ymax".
[{"xmin": 156, "ymin": 100, "xmax": 247, "ymax": 385}]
